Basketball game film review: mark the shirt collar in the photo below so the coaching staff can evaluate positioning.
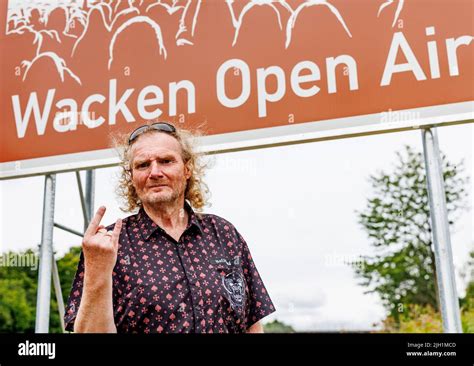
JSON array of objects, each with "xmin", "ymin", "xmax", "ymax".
[{"xmin": 137, "ymin": 201, "xmax": 203, "ymax": 241}]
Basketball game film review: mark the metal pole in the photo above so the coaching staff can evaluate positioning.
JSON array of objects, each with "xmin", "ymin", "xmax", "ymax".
[
  {"xmin": 52, "ymin": 258, "xmax": 65, "ymax": 332},
  {"xmin": 35, "ymin": 174, "xmax": 56, "ymax": 333},
  {"xmin": 53, "ymin": 222, "xmax": 84, "ymax": 237},
  {"xmin": 421, "ymin": 128, "xmax": 462, "ymax": 333},
  {"xmin": 84, "ymin": 170, "xmax": 95, "ymax": 230},
  {"xmin": 75, "ymin": 171, "xmax": 89, "ymax": 226}
]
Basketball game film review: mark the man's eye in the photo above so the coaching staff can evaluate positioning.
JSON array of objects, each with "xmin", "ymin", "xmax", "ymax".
[
  {"xmin": 161, "ymin": 159, "xmax": 172, "ymax": 164},
  {"xmin": 136, "ymin": 162, "xmax": 149, "ymax": 169}
]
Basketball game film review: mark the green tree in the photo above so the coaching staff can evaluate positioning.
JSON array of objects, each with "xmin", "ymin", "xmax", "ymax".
[
  {"xmin": 0, "ymin": 280, "xmax": 34, "ymax": 332},
  {"xmin": 354, "ymin": 145, "xmax": 469, "ymax": 323},
  {"xmin": 0, "ymin": 246, "xmax": 81, "ymax": 333},
  {"xmin": 0, "ymin": 250, "xmax": 38, "ymax": 332},
  {"xmin": 263, "ymin": 319, "xmax": 295, "ymax": 333}
]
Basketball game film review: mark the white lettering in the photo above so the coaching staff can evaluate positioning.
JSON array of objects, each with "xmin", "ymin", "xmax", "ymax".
[
  {"xmin": 137, "ymin": 85, "xmax": 163, "ymax": 119},
  {"xmin": 82, "ymin": 94, "xmax": 105, "ymax": 128},
  {"xmin": 169, "ymin": 80, "xmax": 195, "ymax": 117},
  {"xmin": 446, "ymin": 35, "xmax": 473, "ymax": 76},
  {"xmin": 381, "ymin": 31, "xmax": 427, "ymax": 86},
  {"xmin": 326, "ymin": 55, "xmax": 359, "ymax": 93},
  {"xmin": 290, "ymin": 61, "xmax": 321, "ymax": 98},
  {"xmin": 12, "ymin": 90, "xmax": 56, "ymax": 138},
  {"xmin": 256, "ymin": 65, "xmax": 286, "ymax": 117},
  {"xmin": 53, "ymin": 98, "xmax": 78, "ymax": 132},
  {"xmin": 216, "ymin": 58, "xmax": 251, "ymax": 108},
  {"xmin": 109, "ymin": 79, "xmax": 135, "ymax": 125},
  {"xmin": 18, "ymin": 341, "xmax": 55, "ymax": 360},
  {"xmin": 426, "ymin": 26, "xmax": 440, "ymax": 79}
]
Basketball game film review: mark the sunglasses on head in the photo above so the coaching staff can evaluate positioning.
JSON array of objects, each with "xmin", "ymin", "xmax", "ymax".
[{"xmin": 128, "ymin": 122, "xmax": 176, "ymax": 145}]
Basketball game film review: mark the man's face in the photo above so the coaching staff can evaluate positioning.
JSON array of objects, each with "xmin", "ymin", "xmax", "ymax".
[{"xmin": 130, "ymin": 132, "xmax": 191, "ymax": 208}]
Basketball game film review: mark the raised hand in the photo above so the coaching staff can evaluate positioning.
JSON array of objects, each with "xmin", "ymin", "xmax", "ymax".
[{"xmin": 82, "ymin": 206, "xmax": 122, "ymax": 275}]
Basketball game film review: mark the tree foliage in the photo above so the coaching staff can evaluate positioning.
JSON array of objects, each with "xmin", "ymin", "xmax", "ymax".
[
  {"xmin": 263, "ymin": 319, "xmax": 295, "ymax": 333},
  {"xmin": 354, "ymin": 145, "xmax": 469, "ymax": 322},
  {"xmin": 0, "ymin": 246, "xmax": 81, "ymax": 333}
]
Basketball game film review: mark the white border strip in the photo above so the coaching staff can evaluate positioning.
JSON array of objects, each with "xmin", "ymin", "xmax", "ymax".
[{"xmin": 1, "ymin": 101, "xmax": 473, "ymax": 180}]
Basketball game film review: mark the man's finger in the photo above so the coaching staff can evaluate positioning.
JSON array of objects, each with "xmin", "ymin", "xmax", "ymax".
[
  {"xmin": 85, "ymin": 206, "xmax": 106, "ymax": 237},
  {"xmin": 111, "ymin": 218, "xmax": 122, "ymax": 247}
]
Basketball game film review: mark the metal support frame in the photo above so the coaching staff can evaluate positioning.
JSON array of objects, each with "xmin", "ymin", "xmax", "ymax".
[
  {"xmin": 52, "ymin": 259, "xmax": 65, "ymax": 332},
  {"xmin": 421, "ymin": 128, "xmax": 463, "ymax": 333},
  {"xmin": 35, "ymin": 169, "xmax": 95, "ymax": 333},
  {"xmin": 76, "ymin": 171, "xmax": 90, "ymax": 226},
  {"xmin": 35, "ymin": 174, "xmax": 56, "ymax": 333},
  {"xmin": 84, "ymin": 170, "xmax": 95, "ymax": 231},
  {"xmin": 53, "ymin": 222, "xmax": 83, "ymax": 238}
]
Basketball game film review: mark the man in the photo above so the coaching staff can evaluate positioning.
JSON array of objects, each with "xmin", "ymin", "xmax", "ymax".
[{"xmin": 64, "ymin": 122, "xmax": 275, "ymax": 333}]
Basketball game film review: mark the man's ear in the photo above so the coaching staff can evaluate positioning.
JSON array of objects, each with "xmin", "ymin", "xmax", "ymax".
[{"xmin": 184, "ymin": 162, "xmax": 192, "ymax": 180}]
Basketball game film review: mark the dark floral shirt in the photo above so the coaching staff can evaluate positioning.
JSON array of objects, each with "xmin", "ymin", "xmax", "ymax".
[{"xmin": 64, "ymin": 203, "xmax": 275, "ymax": 333}]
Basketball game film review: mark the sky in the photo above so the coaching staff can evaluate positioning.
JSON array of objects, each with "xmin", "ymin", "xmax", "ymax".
[{"xmin": 1, "ymin": 123, "xmax": 473, "ymax": 331}]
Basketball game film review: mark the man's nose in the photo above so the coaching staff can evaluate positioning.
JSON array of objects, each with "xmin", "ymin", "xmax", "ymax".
[{"xmin": 149, "ymin": 161, "xmax": 163, "ymax": 177}]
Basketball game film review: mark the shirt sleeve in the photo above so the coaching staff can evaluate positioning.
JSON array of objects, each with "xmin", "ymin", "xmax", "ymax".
[
  {"xmin": 64, "ymin": 250, "xmax": 85, "ymax": 332},
  {"xmin": 235, "ymin": 228, "xmax": 276, "ymax": 328}
]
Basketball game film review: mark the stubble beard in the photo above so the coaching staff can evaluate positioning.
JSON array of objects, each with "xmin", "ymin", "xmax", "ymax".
[{"xmin": 140, "ymin": 185, "xmax": 184, "ymax": 208}]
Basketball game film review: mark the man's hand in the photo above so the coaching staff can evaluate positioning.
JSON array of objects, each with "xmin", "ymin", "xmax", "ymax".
[
  {"xmin": 82, "ymin": 206, "xmax": 122, "ymax": 275},
  {"xmin": 74, "ymin": 206, "xmax": 122, "ymax": 333}
]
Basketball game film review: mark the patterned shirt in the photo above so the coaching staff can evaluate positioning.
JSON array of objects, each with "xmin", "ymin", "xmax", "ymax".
[{"xmin": 64, "ymin": 203, "xmax": 275, "ymax": 333}]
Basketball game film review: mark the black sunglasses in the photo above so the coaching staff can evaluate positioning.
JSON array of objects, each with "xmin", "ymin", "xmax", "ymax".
[{"xmin": 128, "ymin": 122, "xmax": 176, "ymax": 145}]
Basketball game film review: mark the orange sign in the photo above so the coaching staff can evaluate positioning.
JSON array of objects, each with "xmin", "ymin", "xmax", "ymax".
[{"xmin": 1, "ymin": 0, "xmax": 473, "ymax": 176}]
